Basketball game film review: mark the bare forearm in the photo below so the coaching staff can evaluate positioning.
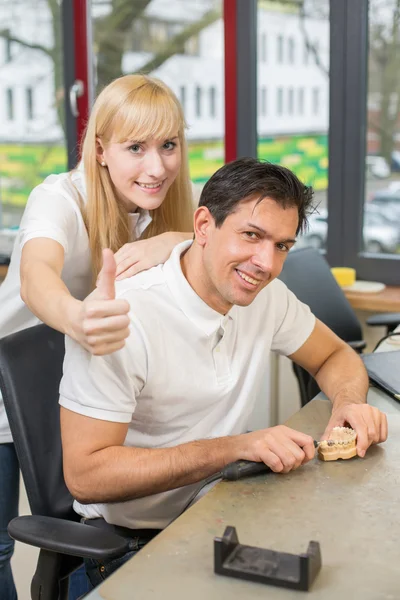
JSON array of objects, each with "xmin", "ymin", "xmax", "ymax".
[
  {"xmin": 314, "ymin": 346, "xmax": 369, "ymax": 408},
  {"xmin": 68, "ymin": 436, "xmax": 240, "ymax": 504},
  {"xmin": 21, "ymin": 262, "xmax": 81, "ymax": 335}
]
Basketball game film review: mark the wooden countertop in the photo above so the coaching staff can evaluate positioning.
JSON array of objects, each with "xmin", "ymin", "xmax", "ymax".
[{"xmin": 344, "ymin": 285, "xmax": 400, "ymax": 313}]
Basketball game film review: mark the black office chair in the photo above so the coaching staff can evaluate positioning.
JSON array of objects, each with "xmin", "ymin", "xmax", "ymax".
[
  {"xmin": 278, "ymin": 248, "xmax": 399, "ymax": 406},
  {"xmin": 0, "ymin": 324, "xmax": 130, "ymax": 600}
]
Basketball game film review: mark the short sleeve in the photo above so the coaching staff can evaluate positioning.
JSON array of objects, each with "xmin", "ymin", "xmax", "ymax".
[
  {"xmin": 59, "ymin": 316, "xmax": 148, "ymax": 423},
  {"xmin": 270, "ymin": 280, "xmax": 316, "ymax": 356},
  {"xmin": 19, "ymin": 179, "xmax": 80, "ymax": 254}
]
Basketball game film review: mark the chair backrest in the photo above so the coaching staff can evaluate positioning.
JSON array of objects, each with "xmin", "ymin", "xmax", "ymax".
[
  {"xmin": 279, "ymin": 247, "xmax": 363, "ymax": 343},
  {"xmin": 0, "ymin": 324, "xmax": 77, "ymax": 522}
]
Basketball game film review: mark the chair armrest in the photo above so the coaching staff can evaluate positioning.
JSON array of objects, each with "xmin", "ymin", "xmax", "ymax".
[
  {"xmin": 348, "ymin": 340, "xmax": 367, "ymax": 353},
  {"xmin": 8, "ymin": 515, "xmax": 130, "ymax": 560},
  {"xmin": 366, "ymin": 313, "xmax": 400, "ymax": 330}
]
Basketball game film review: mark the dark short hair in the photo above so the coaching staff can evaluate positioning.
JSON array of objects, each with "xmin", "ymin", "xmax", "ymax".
[{"xmin": 198, "ymin": 157, "xmax": 315, "ymax": 234}]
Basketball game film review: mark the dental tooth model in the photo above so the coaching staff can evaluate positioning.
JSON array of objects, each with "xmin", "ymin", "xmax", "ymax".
[{"xmin": 317, "ymin": 426, "xmax": 357, "ymax": 462}]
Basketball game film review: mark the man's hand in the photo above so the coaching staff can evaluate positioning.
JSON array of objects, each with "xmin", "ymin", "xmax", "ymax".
[
  {"xmin": 322, "ymin": 403, "xmax": 388, "ymax": 457},
  {"xmin": 236, "ymin": 425, "xmax": 316, "ymax": 473},
  {"xmin": 67, "ymin": 249, "xmax": 130, "ymax": 355}
]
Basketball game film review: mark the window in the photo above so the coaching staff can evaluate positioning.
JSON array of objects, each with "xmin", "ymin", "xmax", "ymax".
[
  {"xmin": 261, "ymin": 87, "xmax": 267, "ymax": 116},
  {"xmin": 209, "ymin": 86, "xmax": 216, "ymax": 118},
  {"xmin": 257, "ymin": 0, "xmax": 329, "ymax": 256},
  {"xmin": 195, "ymin": 86, "xmax": 202, "ymax": 118},
  {"xmin": 6, "ymin": 89, "xmax": 14, "ymax": 121},
  {"xmin": 277, "ymin": 34, "xmax": 284, "ymax": 63},
  {"xmin": 298, "ymin": 88, "xmax": 304, "ymax": 114},
  {"xmin": 180, "ymin": 86, "xmax": 186, "ymax": 113},
  {"xmin": 288, "ymin": 88, "xmax": 294, "ymax": 115},
  {"xmin": 0, "ymin": 1, "xmax": 67, "ymax": 242},
  {"xmin": 288, "ymin": 37, "xmax": 295, "ymax": 64},
  {"xmin": 26, "ymin": 88, "xmax": 34, "ymax": 121},
  {"xmin": 91, "ymin": 0, "xmax": 225, "ymax": 205},
  {"xmin": 362, "ymin": 0, "xmax": 400, "ymax": 261},
  {"xmin": 5, "ymin": 36, "xmax": 12, "ymax": 63},
  {"xmin": 312, "ymin": 88, "xmax": 320, "ymax": 114},
  {"xmin": 260, "ymin": 32, "xmax": 267, "ymax": 62},
  {"xmin": 277, "ymin": 87, "xmax": 283, "ymax": 115},
  {"xmin": 303, "ymin": 42, "xmax": 309, "ymax": 65}
]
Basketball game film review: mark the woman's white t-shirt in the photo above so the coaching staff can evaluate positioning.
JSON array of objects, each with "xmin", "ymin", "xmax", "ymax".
[{"xmin": 0, "ymin": 167, "xmax": 152, "ymax": 443}]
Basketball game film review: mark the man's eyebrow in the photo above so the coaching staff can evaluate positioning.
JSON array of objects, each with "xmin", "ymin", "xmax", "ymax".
[{"xmin": 246, "ymin": 222, "xmax": 296, "ymax": 244}]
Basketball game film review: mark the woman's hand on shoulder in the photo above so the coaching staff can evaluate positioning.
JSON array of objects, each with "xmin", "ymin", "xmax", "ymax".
[
  {"xmin": 67, "ymin": 250, "xmax": 130, "ymax": 356},
  {"xmin": 114, "ymin": 231, "xmax": 192, "ymax": 280}
]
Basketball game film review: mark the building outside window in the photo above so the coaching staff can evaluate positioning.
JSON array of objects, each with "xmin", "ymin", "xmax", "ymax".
[
  {"xmin": 277, "ymin": 87, "xmax": 283, "ymax": 115},
  {"xmin": 209, "ymin": 86, "xmax": 216, "ymax": 118},
  {"xmin": 6, "ymin": 88, "xmax": 14, "ymax": 121},
  {"xmin": 312, "ymin": 87, "xmax": 320, "ymax": 114},
  {"xmin": 277, "ymin": 34, "xmax": 284, "ymax": 63},
  {"xmin": 260, "ymin": 32, "xmax": 267, "ymax": 62},
  {"xmin": 195, "ymin": 86, "xmax": 202, "ymax": 118},
  {"xmin": 288, "ymin": 87, "xmax": 294, "ymax": 114},
  {"xmin": 26, "ymin": 87, "xmax": 34, "ymax": 121},
  {"xmin": 288, "ymin": 37, "xmax": 295, "ymax": 64},
  {"xmin": 298, "ymin": 87, "xmax": 304, "ymax": 114}
]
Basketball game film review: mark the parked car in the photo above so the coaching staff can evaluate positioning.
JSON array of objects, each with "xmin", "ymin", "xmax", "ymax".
[
  {"xmin": 298, "ymin": 207, "xmax": 399, "ymax": 254},
  {"xmin": 369, "ymin": 188, "xmax": 400, "ymax": 223},
  {"xmin": 366, "ymin": 155, "xmax": 391, "ymax": 179}
]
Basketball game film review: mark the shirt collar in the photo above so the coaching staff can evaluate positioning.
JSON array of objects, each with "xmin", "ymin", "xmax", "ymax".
[
  {"xmin": 163, "ymin": 240, "xmax": 236, "ymax": 337},
  {"xmin": 128, "ymin": 210, "xmax": 152, "ymax": 239}
]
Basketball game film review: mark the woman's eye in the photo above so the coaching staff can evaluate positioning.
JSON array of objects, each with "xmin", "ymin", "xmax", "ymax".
[
  {"xmin": 163, "ymin": 141, "xmax": 176, "ymax": 150},
  {"xmin": 128, "ymin": 144, "xmax": 141, "ymax": 153}
]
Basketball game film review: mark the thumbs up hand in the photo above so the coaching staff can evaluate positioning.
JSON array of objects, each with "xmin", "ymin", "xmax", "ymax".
[{"xmin": 69, "ymin": 249, "xmax": 130, "ymax": 355}]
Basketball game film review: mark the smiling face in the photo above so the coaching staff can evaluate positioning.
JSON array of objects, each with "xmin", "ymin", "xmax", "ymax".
[
  {"xmin": 96, "ymin": 135, "xmax": 181, "ymax": 212},
  {"xmin": 191, "ymin": 196, "xmax": 299, "ymax": 314}
]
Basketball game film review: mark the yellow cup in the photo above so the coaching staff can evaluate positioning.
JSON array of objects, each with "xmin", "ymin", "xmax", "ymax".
[{"xmin": 331, "ymin": 267, "xmax": 356, "ymax": 288}]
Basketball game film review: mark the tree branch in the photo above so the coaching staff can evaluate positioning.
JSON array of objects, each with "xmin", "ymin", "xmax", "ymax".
[
  {"xmin": 0, "ymin": 29, "xmax": 52, "ymax": 57},
  {"xmin": 298, "ymin": 3, "xmax": 328, "ymax": 77},
  {"xmin": 138, "ymin": 8, "xmax": 220, "ymax": 75}
]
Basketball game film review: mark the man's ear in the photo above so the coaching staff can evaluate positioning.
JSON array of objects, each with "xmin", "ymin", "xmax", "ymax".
[
  {"xmin": 95, "ymin": 137, "xmax": 105, "ymax": 165},
  {"xmin": 193, "ymin": 206, "xmax": 214, "ymax": 247}
]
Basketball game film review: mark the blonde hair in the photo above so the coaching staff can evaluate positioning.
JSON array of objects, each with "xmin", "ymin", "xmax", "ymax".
[{"xmin": 79, "ymin": 74, "xmax": 193, "ymax": 279}]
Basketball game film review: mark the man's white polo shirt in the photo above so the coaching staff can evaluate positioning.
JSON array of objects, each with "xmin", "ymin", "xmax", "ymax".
[{"xmin": 59, "ymin": 241, "xmax": 315, "ymax": 530}]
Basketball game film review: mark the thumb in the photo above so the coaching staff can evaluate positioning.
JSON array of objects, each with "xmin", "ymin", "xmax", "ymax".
[
  {"xmin": 96, "ymin": 249, "xmax": 116, "ymax": 300},
  {"xmin": 321, "ymin": 415, "xmax": 343, "ymax": 441}
]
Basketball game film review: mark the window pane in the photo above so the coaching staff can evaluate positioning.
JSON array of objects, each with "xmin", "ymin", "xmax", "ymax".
[
  {"xmin": 0, "ymin": 1, "xmax": 67, "ymax": 260},
  {"xmin": 91, "ymin": 0, "xmax": 224, "ymax": 203},
  {"xmin": 363, "ymin": 0, "xmax": 400, "ymax": 257},
  {"xmin": 257, "ymin": 1, "xmax": 330, "ymax": 252}
]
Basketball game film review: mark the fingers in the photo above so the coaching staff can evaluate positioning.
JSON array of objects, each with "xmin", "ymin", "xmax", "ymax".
[
  {"xmin": 82, "ymin": 314, "xmax": 130, "ymax": 337},
  {"xmin": 97, "ymin": 249, "xmax": 117, "ymax": 300},
  {"xmin": 84, "ymin": 299, "xmax": 130, "ymax": 319},
  {"xmin": 116, "ymin": 261, "xmax": 150, "ymax": 280},
  {"xmin": 325, "ymin": 404, "xmax": 388, "ymax": 458},
  {"xmin": 256, "ymin": 449, "xmax": 284, "ymax": 473},
  {"xmin": 85, "ymin": 339, "xmax": 128, "ymax": 356},
  {"xmin": 258, "ymin": 427, "xmax": 315, "ymax": 474}
]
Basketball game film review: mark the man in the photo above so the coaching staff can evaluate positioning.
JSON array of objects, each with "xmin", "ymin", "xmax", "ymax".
[{"xmin": 60, "ymin": 158, "xmax": 387, "ymax": 587}]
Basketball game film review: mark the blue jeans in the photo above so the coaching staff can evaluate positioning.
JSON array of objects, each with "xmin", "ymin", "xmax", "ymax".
[
  {"xmin": 84, "ymin": 532, "xmax": 157, "ymax": 590},
  {"xmin": 0, "ymin": 443, "xmax": 88, "ymax": 600},
  {"xmin": 0, "ymin": 443, "xmax": 19, "ymax": 600}
]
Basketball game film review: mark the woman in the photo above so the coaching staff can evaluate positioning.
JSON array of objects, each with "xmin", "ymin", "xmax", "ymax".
[{"xmin": 0, "ymin": 74, "xmax": 194, "ymax": 600}]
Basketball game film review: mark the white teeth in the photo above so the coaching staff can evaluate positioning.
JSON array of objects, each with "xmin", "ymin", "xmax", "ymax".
[
  {"xmin": 137, "ymin": 182, "xmax": 162, "ymax": 189},
  {"xmin": 237, "ymin": 270, "xmax": 259, "ymax": 285}
]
